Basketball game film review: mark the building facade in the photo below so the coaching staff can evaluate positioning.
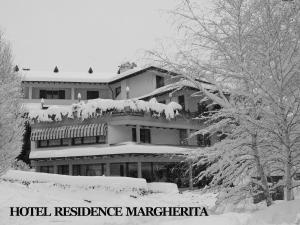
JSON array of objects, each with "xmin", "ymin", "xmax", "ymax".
[{"xmin": 22, "ymin": 66, "xmax": 216, "ymax": 188}]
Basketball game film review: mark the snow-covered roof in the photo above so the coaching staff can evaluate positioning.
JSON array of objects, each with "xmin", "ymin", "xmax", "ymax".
[
  {"xmin": 21, "ymin": 66, "xmax": 176, "ymax": 84},
  {"xmin": 30, "ymin": 142, "xmax": 194, "ymax": 159},
  {"xmin": 139, "ymin": 79, "xmax": 214, "ymax": 100},
  {"xmin": 21, "ymin": 71, "xmax": 114, "ymax": 83}
]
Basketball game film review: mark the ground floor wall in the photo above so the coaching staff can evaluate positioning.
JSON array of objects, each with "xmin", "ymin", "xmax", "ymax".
[{"xmin": 31, "ymin": 155, "xmax": 192, "ymax": 188}]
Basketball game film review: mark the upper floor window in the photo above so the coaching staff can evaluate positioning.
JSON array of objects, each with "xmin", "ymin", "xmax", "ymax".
[
  {"xmin": 87, "ymin": 91, "xmax": 99, "ymax": 100},
  {"xmin": 140, "ymin": 128, "xmax": 151, "ymax": 143},
  {"xmin": 115, "ymin": 86, "xmax": 121, "ymax": 98},
  {"xmin": 40, "ymin": 90, "xmax": 65, "ymax": 99},
  {"xmin": 178, "ymin": 95, "xmax": 185, "ymax": 110},
  {"xmin": 156, "ymin": 76, "xmax": 164, "ymax": 88}
]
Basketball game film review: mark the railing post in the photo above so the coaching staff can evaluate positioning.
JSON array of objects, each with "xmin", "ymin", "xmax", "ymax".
[
  {"xmin": 137, "ymin": 162, "xmax": 142, "ymax": 178},
  {"xmin": 136, "ymin": 125, "xmax": 140, "ymax": 144}
]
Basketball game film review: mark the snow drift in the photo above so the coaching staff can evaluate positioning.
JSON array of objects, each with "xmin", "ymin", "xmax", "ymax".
[{"xmin": 2, "ymin": 170, "xmax": 148, "ymax": 194}]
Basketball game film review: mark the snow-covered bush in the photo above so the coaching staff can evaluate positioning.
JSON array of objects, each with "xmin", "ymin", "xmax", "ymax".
[{"xmin": 11, "ymin": 160, "xmax": 30, "ymax": 171}]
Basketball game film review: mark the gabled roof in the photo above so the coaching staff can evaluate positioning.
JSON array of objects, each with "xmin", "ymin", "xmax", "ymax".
[
  {"xmin": 21, "ymin": 66, "xmax": 178, "ymax": 84},
  {"xmin": 138, "ymin": 79, "xmax": 214, "ymax": 100}
]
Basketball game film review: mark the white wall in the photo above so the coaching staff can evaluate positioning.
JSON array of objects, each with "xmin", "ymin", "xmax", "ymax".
[
  {"xmin": 109, "ymin": 71, "xmax": 174, "ymax": 100},
  {"xmin": 151, "ymin": 128, "xmax": 180, "ymax": 145},
  {"xmin": 107, "ymin": 125, "xmax": 132, "ymax": 145},
  {"xmin": 108, "ymin": 125, "xmax": 181, "ymax": 146}
]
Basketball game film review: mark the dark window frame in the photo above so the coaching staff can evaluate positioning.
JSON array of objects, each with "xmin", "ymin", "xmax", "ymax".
[
  {"xmin": 140, "ymin": 128, "xmax": 151, "ymax": 143},
  {"xmin": 156, "ymin": 76, "xmax": 165, "ymax": 88},
  {"xmin": 39, "ymin": 90, "xmax": 65, "ymax": 99},
  {"xmin": 86, "ymin": 91, "xmax": 99, "ymax": 100},
  {"xmin": 115, "ymin": 86, "xmax": 121, "ymax": 98},
  {"xmin": 178, "ymin": 95, "xmax": 185, "ymax": 110}
]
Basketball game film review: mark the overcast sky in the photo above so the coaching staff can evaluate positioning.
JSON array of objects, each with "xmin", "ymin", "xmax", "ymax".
[{"xmin": 0, "ymin": 0, "xmax": 211, "ymax": 73}]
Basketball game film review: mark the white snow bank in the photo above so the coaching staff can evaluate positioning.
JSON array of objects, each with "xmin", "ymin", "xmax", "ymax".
[
  {"xmin": 26, "ymin": 98, "xmax": 182, "ymax": 122},
  {"xmin": 29, "ymin": 143, "xmax": 192, "ymax": 159},
  {"xmin": 2, "ymin": 170, "xmax": 147, "ymax": 193},
  {"xmin": 248, "ymin": 200, "xmax": 300, "ymax": 225},
  {"xmin": 147, "ymin": 182, "xmax": 179, "ymax": 194}
]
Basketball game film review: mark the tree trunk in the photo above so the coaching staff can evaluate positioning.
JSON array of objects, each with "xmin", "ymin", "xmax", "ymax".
[
  {"xmin": 251, "ymin": 134, "xmax": 272, "ymax": 206},
  {"xmin": 284, "ymin": 131, "xmax": 293, "ymax": 201}
]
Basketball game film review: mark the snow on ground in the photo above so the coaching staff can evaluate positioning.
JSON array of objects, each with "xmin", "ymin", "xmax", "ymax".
[{"xmin": 0, "ymin": 170, "xmax": 300, "ymax": 225}]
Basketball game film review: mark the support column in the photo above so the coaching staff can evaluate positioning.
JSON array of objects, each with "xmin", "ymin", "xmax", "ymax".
[
  {"xmin": 54, "ymin": 165, "xmax": 58, "ymax": 174},
  {"xmin": 71, "ymin": 87, "xmax": 75, "ymax": 100},
  {"xmin": 189, "ymin": 162, "xmax": 193, "ymax": 190},
  {"xmin": 105, "ymin": 163, "xmax": 110, "ymax": 176},
  {"xmin": 137, "ymin": 162, "xmax": 142, "ymax": 178},
  {"xmin": 28, "ymin": 86, "xmax": 33, "ymax": 99},
  {"xmin": 136, "ymin": 125, "xmax": 140, "ymax": 144},
  {"xmin": 187, "ymin": 129, "xmax": 191, "ymax": 145},
  {"xmin": 69, "ymin": 164, "xmax": 73, "ymax": 175}
]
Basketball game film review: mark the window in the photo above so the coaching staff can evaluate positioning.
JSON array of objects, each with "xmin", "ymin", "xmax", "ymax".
[
  {"xmin": 83, "ymin": 136, "xmax": 97, "ymax": 144},
  {"xmin": 73, "ymin": 137, "xmax": 83, "ymax": 145},
  {"xmin": 40, "ymin": 90, "xmax": 65, "ymax": 99},
  {"xmin": 115, "ymin": 86, "xmax": 121, "ymax": 98},
  {"xmin": 40, "ymin": 166, "xmax": 54, "ymax": 174},
  {"xmin": 72, "ymin": 164, "xmax": 106, "ymax": 176},
  {"xmin": 178, "ymin": 95, "xmax": 185, "ymax": 110},
  {"xmin": 37, "ymin": 136, "xmax": 106, "ymax": 148},
  {"xmin": 158, "ymin": 100, "xmax": 166, "ymax": 104},
  {"xmin": 126, "ymin": 163, "xmax": 138, "ymax": 178},
  {"xmin": 48, "ymin": 139, "xmax": 61, "ymax": 147},
  {"xmin": 179, "ymin": 129, "xmax": 188, "ymax": 145},
  {"xmin": 87, "ymin": 91, "xmax": 99, "ymax": 100},
  {"xmin": 197, "ymin": 133, "xmax": 211, "ymax": 147},
  {"xmin": 57, "ymin": 165, "xmax": 69, "ymax": 175},
  {"xmin": 132, "ymin": 128, "xmax": 137, "ymax": 142},
  {"xmin": 72, "ymin": 136, "xmax": 106, "ymax": 145},
  {"xmin": 156, "ymin": 76, "xmax": 164, "ymax": 88},
  {"xmin": 140, "ymin": 128, "xmax": 151, "ymax": 143}
]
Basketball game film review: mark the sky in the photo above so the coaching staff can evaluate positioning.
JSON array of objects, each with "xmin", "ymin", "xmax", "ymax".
[{"xmin": 0, "ymin": 0, "xmax": 211, "ymax": 73}]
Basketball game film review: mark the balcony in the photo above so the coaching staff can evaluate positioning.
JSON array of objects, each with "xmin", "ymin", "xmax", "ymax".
[
  {"xmin": 110, "ymin": 110, "xmax": 205, "ymax": 130},
  {"xmin": 21, "ymin": 98, "xmax": 78, "ymax": 105}
]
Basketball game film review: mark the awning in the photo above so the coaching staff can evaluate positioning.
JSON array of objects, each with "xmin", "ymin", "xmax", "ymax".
[{"xmin": 31, "ymin": 123, "xmax": 107, "ymax": 141}]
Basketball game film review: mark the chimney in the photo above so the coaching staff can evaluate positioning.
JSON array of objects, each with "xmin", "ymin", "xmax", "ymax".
[
  {"xmin": 88, "ymin": 67, "xmax": 93, "ymax": 74},
  {"xmin": 14, "ymin": 65, "xmax": 19, "ymax": 72},
  {"xmin": 54, "ymin": 66, "xmax": 59, "ymax": 73}
]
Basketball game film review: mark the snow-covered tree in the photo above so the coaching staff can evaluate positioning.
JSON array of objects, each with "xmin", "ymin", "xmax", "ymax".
[
  {"xmin": 0, "ymin": 32, "xmax": 24, "ymax": 176},
  {"xmin": 149, "ymin": 0, "xmax": 300, "ymax": 204}
]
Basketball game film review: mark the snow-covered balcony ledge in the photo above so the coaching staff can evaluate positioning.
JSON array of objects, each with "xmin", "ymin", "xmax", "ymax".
[
  {"xmin": 23, "ymin": 98, "xmax": 183, "ymax": 124},
  {"xmin": 110, "ymin": 111, "xmax": 205, "ymax": 130}
]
